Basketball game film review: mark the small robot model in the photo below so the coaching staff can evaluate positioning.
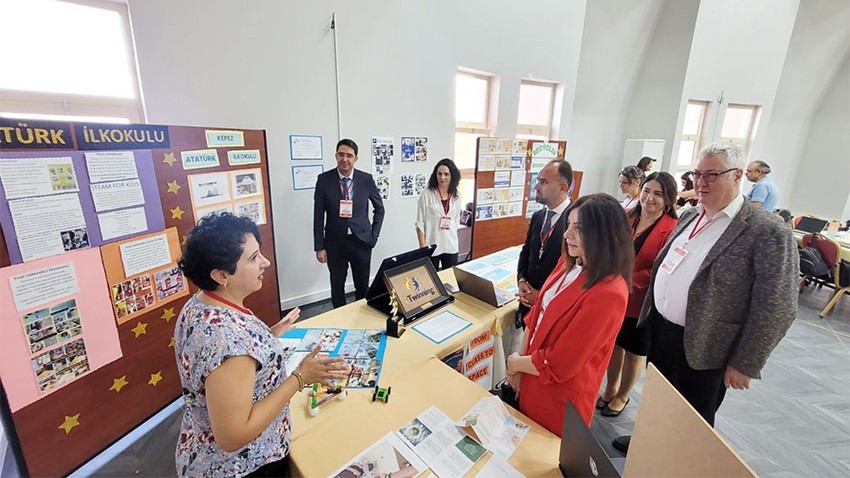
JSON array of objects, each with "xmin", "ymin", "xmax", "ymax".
[
  {"xmin": 306, "ymin": 383, "xmax": 348, "ymax": 416},
  {"xmin": 372, "ymin": 385, "xmax": 391, "ymax": 403}
]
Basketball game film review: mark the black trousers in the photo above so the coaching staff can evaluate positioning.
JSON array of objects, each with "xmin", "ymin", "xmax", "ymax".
[
  {"xmin": 648, "ymin": 316, "xmax": 727, "ymax": 427},
  {"xmin": 326, "ymin": 235, "xmax": 372, "ymax": 308},
  {"xmin": 430, "ymin": 253, "xmax": 458, "ymax": 271},
  {"xmin": 245, "ymin": 455, "xmax": 290, "ymax": 477}
]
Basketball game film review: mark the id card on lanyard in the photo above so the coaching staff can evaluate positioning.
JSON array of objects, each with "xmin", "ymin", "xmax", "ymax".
[
  {"xmin": 438, "ymin": 191, "xmax": 452, "ymax": 230},
  {"xmin": 661, "ymin": 210, "xmax": 711, "ymax": 274},
  {"xmin": 339, "ymin": 177, "xmax": 353, "ymax": 218}
]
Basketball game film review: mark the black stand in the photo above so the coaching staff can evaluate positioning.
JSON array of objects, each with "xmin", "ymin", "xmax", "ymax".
[{"xmin": 386, "ymin": 317, "xmax": 405, "ymax": 338}]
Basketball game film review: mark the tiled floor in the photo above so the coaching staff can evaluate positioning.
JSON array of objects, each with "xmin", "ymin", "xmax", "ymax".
[{"xmin": 44, "ymin": 289, "xmax": 850, "ymax": 477}]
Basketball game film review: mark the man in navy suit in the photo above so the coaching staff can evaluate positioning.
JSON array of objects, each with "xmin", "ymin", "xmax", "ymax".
[{"xmin": 314, "ymin": 139, "xmax": 385, "ymax": 308}]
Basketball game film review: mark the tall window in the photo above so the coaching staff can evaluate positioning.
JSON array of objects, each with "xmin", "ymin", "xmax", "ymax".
[
  {"xmin": 720, "ymin": 104, "xmax": 759, "ymax": 156},
  {"xmin": 0, "ymin": 0, "xmax": 144, "ymax": 123},
  {"xmin": 677, "ymin": 100, "xmax": 708, "ymax": 170},
  {"xmin": 516, "ymin": 80, "xmax": 555, "ymax": 141},
  {"xmin": 455, "ymin": 70, "xmax": 495, "ymax": 203}
]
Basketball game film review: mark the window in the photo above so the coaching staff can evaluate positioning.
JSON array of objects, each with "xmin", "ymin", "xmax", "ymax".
[
  {"xmin": 516, "ymin": 80, "xmax": 555, "ymax": 141},
  {"xmin": 454, "ymin": 70, "xmax": 496, "ymax": 203},
  {"xmin": 677, "ymin": 100, "xmax": 708, "ymax": 170},
  {"xmin": 0, "ymin": 0, "xmax": 143, "ymax": 123},
  {"xmin": 720, "ymin": 104, "xmax": 759, "ymax": 155}
]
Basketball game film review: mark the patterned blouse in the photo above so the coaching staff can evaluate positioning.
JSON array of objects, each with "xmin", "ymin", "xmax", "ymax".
[{"xmin": 174, "ymin": 294, "xmax": 290, "ymax": 477}]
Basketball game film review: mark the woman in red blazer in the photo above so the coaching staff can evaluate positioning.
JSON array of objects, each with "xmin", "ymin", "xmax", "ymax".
[
  {"xmin": 598, "ymin": 172, "xmax": 679, "ymax": 417},
  {"xmin": 506, "ymin": 194, "xmax": 634, "ymax": 435}
]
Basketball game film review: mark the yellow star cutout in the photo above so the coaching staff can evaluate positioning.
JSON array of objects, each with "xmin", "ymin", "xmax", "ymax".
[
  {"xmin": 58, "ymin": 414, "xmax": 80, "ymax": 434},
  {"xmin": 558, "ymin": 146, "xmax": 565, "ymax": 156},
  {"xmin": 162, "ymin": 152, "xmax": 177, "ymax": 167},
  {"xmin": 166, "ymin": 180, "xmax": 181, "ymax": 194},
  {"xmin": 161, "ymin": 307, "xmax": 176, "ymax": 322},
  {"xmin": 131, "ymin": 322, "xmax": 148, "ymax": 338},
  {"xmin": 168, "ymin": 336, "xmax": 175, "ymax": 348},
  {"xmin": 109, "ymin": 375, "xmax": 129, "ymax": 393},
  {"xmin": 171, "ymin": 206, "xmax": 185, "ymax": 220},
  {"xmin": 149, "ymin": 371, "xmax": 163, "ymax": 386}
]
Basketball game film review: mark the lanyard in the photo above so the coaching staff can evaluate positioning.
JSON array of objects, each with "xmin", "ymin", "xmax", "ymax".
[
  {"xmin": 204, "ymin": 291, "xmax": 253, "ymax": 315},
  {"xmin": 688, "ymin": 210, "xmax": 712, "ymax": 241},
  {"xmin": 437, "ymin": 189, "xmax": 450, "ymax": 214},
  {"xmin": 540, "ymin": 212, "xmax": 556, "ymax": 244},
  {"xmin": 339, "ymin": 177, "xmax": 352, "ymax": 200}
]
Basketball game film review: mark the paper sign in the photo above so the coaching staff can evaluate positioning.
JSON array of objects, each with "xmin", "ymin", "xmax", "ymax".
[
  {"xmin": 90, "ymin": 179, "xmax": 144, "ymax": 212},
  {"xmin": 84, "ymin": 151, "xmax": 138, "ymax": 182},
  {"xmin": 290, "ymin": 135, "xmax": 323, "ymax": 160},
  {"xmin": 119, "ymin": 233, "xmax": 171, "ymax": 277},
  {"xmin": 181, "ymin": 149, "xmax": 220, "ymax": 169},
  {"xmin": 0, "ymin": 156, "xmax": 78, "ymax": 199},
  {"xmin": 292, "ymin": 164, "xmax": 323, "ymax": 190},
  {"xmin": 9, "ymin": 263, "xmax": 79, "ymax": 312},
  {"xmin": 227, "ymin": 149, "xmax": 261, "ymax": 165},
  {"xmin": 98, "ymin": 207, "xmax": 148, "ymax": 241},
  {"xmin": 205, "ymin": 130, "xmax": 244, "ymax": 148}
]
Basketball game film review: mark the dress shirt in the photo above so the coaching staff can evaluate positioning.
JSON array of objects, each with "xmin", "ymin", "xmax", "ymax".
[
  {"xmin": 653, "ymin": 194, "xmax": 744, "ymax": 326},
  {"xmin": 338, "ymin": 169, "xmax": 354, "ymax": 234},
  {"xmin": 621, "ymin": 195, "xmax": 639, "ymax": 211},
  {"xmin": 544, "ymin": 197, "xmax": 570, "ymax": 238},
  {"xmin": 414, "ymin": 188, "xmax": 462, "ymax": 255}
]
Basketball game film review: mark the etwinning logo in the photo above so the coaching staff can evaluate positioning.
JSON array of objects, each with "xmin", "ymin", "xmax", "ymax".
[{"xmin": 404, "ymin": 276, "xmax": 421, "ymax": 291}]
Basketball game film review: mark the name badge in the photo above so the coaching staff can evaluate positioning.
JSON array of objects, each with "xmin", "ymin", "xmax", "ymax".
[
  {"xmin": 339, "ymin": 200, "xmax": 353, "ymax": 218},
  {"xmin": 660, "ymin": 246, "xmax": 688, "ymax": 274},
  {"xmin": 439, "ymin": 216, "xmax": 452, "ymax": 230}
]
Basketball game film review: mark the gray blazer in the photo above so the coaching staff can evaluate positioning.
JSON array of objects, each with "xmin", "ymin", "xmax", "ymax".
[{"xmin": 638, "ymin": 200, "xmax": 799, "ymax": 378}]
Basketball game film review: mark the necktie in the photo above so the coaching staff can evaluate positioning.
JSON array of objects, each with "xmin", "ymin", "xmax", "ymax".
[
  {"xmin": 342, "ymin": 177, "xmax": 351, "ymax": 200},
  {"xmin": 539, "ymin": 210, "xmax": 556, "ymax": 258}
]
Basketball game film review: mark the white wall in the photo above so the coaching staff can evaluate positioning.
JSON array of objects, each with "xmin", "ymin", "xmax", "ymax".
[
  {"xmin": 672, "ymin": 0, "xmax": 800, "ymax": 169},
  {"xmin": 789, "ymin": 53, "xmax": 850, "ymax": 219},
  {"xmin": 567, "ymin": 0, "xmax": 665, "ymax": 195},
  {"xmin": 128, "ymin": 0, "xmax": 587, "ymax": 307},
  {"xmin": 621, "ymin": 0, "xmax": 700, "ymax": 175},
  {"xmin": 763, "ymin": 0, "xmax": 850, "ymax": 208}
]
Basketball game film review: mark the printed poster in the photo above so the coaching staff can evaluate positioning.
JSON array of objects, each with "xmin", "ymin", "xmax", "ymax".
[
  {"xmin": 401, "ymin": 137, "xmax": 415, "ymax": 162},
  {"xmin": 281, "ymin": 328, "xmax": 388, "ymax": 388},
  {"xmin": 376, "ymin": 175, "xmax": 390, "ymax": 201},
  {"xmin": 100, "ymin": 228, "xmax": 189, "ymax": 325},
  {"xmin": 188, "ymin": 168, "xmax": 266, "ymax": 225},
  {"xmin": 372, "ymin": 136, "xmax": 394, "ymax": 175},
  {"xmin": 0, "ymin": 248, "xmax": 123, "ymax": 412}
]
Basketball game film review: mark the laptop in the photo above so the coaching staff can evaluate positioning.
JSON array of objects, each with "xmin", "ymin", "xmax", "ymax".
[
  {"xmin": 794, "ymin": 217, "xmax": 828, "ymax": 234},
  {"xmin": 559, "ymin": 400, "xmax": 621, "ymax": 478},
  {"xmin": 366, "ymin": 244, "xmax": 436, "ymax": 316},
  {"xmin": 453, "ymin": 267, "xmax": 515, "ymax": 307}
]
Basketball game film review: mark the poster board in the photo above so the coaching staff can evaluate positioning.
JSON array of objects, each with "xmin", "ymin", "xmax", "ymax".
[
  {"xmin": 0, "ymin": 119, "xmax": 280, "ymax": 477},
  {"xmin": 623, "ymin": 365, "xmax": 756, "ymax": 477},
  {"xmin": 470, "ymin": 138, "xmax": 579, "ymax": 259}
]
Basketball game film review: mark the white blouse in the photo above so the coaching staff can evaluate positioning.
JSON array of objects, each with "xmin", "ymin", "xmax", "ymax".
[
  {"xmin": 415, "ymin": 188, "xmax": 462, "ymax": 255},
  {"xmin": 530, "ymin": 264, "xmax": 583, "ymax": 346}
]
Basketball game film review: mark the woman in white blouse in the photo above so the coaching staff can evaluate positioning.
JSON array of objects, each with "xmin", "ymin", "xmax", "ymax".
[
  {"xmin": 416, "ymin": 158, "xmax": 462, "ymax": 270},
  {"xmin": 618, "ymin": 165, "xmax": 643, "ymax": 212}
]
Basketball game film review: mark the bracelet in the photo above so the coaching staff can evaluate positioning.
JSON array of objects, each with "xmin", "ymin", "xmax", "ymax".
[{"xmin": 291, "ymin": 370, "xmax": 304, "ymax": 390}]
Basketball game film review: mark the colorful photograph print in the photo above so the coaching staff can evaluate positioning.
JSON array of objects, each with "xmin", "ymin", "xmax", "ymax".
[
  {"xmin": 401, "ymin": 137, "xmax": 415, "ymax": 162},
  {"xmin": 21, "ymin": 299, "xmax": 82, "ymax": 354},
  {"xmin": 60, "ymin": 228, "xmax": 90, "ymax": 252},
  {"xmin": 154, "ymin": 266, "xmax": 187, "ymax": 301},
  {"xmin": 112, "ymin": 274, "xmax": 155, "ymax": 319},
  {"xmin": 415, "ymin": 137, "xmax": 428, "ymax": 162},
  {"xmin": 48, "ymin": 163, "xmax": 78, "ymax": 191},
  {"xmin": 236, "ymin": 199, "xmax": 265, "ymax": 225},
  {"xmin": 32, "ymin": 337, "xmax": 90, "ymax": 394},
  {"xmin": 346, "ymin": 358, "xmax": 381, "ymax": 388}
]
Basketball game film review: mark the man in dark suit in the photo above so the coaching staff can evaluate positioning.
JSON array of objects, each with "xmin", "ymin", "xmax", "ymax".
[
  {"xmin": 516, "ymin": 159, "xmax": 573, "ymax": 327},
  {"xmin": 314, "ymin": 139, "xmax": 385, "ymax": 308},
  {"xmin": 613, "ymin": 143, "xmax": 798, "ymax": 453}
]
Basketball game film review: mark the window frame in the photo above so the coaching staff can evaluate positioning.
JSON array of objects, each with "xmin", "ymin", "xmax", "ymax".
[
  {"xmin": 719, "ymin": 103, "xmax": 760, "ymax": 157},
  {"xmin": 0, "ymin": 0, "xmax": 144, "ymax": 124},
  {"xmin": 454, "ymin": 69, "xmax": 497, "ymax": 201},
  {"xmin": 676, "ymin": 100, "xmax": 709, "ymax": 172},
  {"xmin": 516, "ymin": 79, "xmax": 555, "ymax": 140}
]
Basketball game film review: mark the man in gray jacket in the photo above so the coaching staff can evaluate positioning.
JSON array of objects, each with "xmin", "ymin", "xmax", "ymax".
[{"xmin": 613, "ymin": 143, "xmax": 798, "ymax": 453}]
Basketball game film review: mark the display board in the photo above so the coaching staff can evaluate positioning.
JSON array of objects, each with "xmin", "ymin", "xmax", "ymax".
[
  {"xmin": 470, "ymin": 138, "xmax": 580, "ymax": 259},
  {"xmin": 0, "ymin": 119, "xmax": 280, "ymax": 477}
]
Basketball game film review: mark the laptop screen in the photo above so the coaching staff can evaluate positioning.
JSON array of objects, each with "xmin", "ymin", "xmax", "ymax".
[
  {"xmin": 560, "ymin": 400, "xmax": 621, "ymax": 478},
  {"xmin": 795, "ymin": 217, "xmax": 828, "ymax": 234}
]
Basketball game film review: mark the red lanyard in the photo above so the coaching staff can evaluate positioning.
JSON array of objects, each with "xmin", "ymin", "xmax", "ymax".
[
  {"xmin": 204, "ymin": 291, "xmax": 253, "ymax": 315},
  {"xmin": 688, "ymin": 210, "xmax": 712, "ymax": 241},
  {"xmin": 437, "ymin": 189, "xmax": 450, "ymax": 214}
]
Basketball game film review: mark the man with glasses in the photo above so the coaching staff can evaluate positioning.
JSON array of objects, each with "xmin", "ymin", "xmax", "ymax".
[
  {"xmin": 613, "ymin": 143, "xmax": 797, "ymax": 453},
  {"xmin": 744, "ymin": 160, "xmax": 778, "ymax": 211},
  {"xmin": 314, "ymin": 139, "xmax": 385, "ymax": 308}
]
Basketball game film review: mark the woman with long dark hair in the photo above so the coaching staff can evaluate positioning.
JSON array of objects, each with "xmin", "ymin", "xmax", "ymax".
[
  {"xmin": 598, "ymin": 172, "xmax": 679, "ymax": 417},
  {"xmin": 416, "ymin": 158, "xmax": 462, "ymax": 270},
  {"xmin": 506, "ymin": 194, "xmax": 634, "ymax": 434},
  {"xmin": 618, "ymin": 165, "xmax": 643, "ymax": 212}
]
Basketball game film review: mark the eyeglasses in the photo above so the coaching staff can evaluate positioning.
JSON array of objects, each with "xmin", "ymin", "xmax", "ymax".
[{"xmin": 691, "ymin": 168, "xmax": 737, "ymax": 183}]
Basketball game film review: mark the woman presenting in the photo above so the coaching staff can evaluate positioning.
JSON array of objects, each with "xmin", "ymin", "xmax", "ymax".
[
  {"xmin": 598, "ymin": 172, "xmax": 678, "ymax": 417},
  {"xmin": 506, "ymin": 194, "xmax": 634, "ymax": 434},
  {"xmin": 174, "ymin": 212, "xmax": 348, "ymax": 477},
  {"xmin": 416, "ymin": 158, "xmax": 462, "ymax": 270}
]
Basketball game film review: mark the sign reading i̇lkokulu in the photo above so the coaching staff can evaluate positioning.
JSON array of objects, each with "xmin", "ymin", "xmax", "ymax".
[{"xmin": 76, "ymin": 123, "xmax": 170, "ymax": 150}]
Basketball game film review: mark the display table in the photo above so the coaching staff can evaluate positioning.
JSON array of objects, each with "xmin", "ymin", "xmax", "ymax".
[{"xmin": 287, "ymin": 270, "xmax": 558, "ymax": 476}]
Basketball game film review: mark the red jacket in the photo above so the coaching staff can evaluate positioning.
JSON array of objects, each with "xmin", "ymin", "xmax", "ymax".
[
  {"xmin": 519, "ymin": 256, "xmax": 628, "ymax": 435},
  {"xmin": 625, "ymin": 214, "xmax": 678, "ymax": 318}
]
